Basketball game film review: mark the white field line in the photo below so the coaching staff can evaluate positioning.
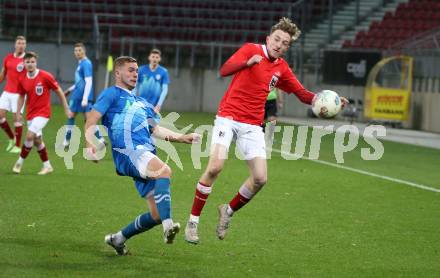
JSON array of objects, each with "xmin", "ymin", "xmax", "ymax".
[
  {"xmin": 271, "ymin": 148, "xmax": 440, "ymax": 193},
  {"xmin": 170, "ymin": 121, "xmax": 439, "ymax": 193}
]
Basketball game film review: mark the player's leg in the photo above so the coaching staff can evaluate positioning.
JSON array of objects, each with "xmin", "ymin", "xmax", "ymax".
[
  {"xmin": 34, "ymin": 135, "xmax": 53, "ymax": 175},
  {"xmin": 185, "ymin": 117, "xmax": 234, "ymax": 244},
  {"xmin": 216, "ymin": 124, "xmax": 267, "ymax": 240},
  {"xmin": 12, "ymin": 128, "xmax": 36, "ymax": 173},
  {"xmin": 264, "ymin": 100, "xmax": 278, "ymax": 149},
  {"xmin": 217, "ymin": 157, "xmax": 267, "ymax": 240},
  {"xmin": 64, "ymin": 112, "xmax": 76, "ymax": 147},
  {"xmin": 9, "ymin": 92, "xmax": 23, "ymax": 152},
  {"xmin": 105, "ymin": 181, "xmax": 160, "ymax": 256},
  {"xmin": 0, "ymin": 93, "xmax": 15, "ymax": 151},
  {"xmin": 145, "ymin": 157, "xmax": 181, "ymax": 243}
]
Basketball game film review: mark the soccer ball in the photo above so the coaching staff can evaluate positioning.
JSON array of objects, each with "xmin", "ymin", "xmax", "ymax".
[{"xmin": 311, "ymin": 90, "xmax": 342, "ymax": 118}]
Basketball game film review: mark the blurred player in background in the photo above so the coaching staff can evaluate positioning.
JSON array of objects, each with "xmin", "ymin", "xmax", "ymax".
[
  {"xmin": 0, "ymin": 36, "xmax": 27, "ymax": 153},
  {"xmin": 184, "ymin": 18, "xmax": 348, "ymax": 244},
  {"xmin": 12, "ymin": 52, "xmax": 71, "ymax": 175},
  {"xmin": 263, "ymin": 87, "xmax": 283, "ymax": 147},
  {"xmin": 63, "ymin": 42, "xmax": 103, "ymax": 148},
  {"xmin": 135, "ymin": 49, "xmax": 170, "ymax": 113},
  {"xmin": 84, "ymin": 56, "xmax": 199, "ymax": 255}
]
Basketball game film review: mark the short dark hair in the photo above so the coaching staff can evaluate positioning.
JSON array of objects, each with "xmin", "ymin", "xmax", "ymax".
[
  {"xmin": 24, "ymin": 51, "xmax": 38, "ymax": 60},
  {"xmin": 74, "ymin": 42, "xmax": 86, "ymax": 50},
  {"xmin": 114, "ymin": 56, "xmax": 137, "ymax": 70},
  {"xmin": 270, "ymin": 17, "xmax": 301, "ymax": 43},
  {"xmin": 149, "ymin": 48, "xmax": 161, "ymax": 56},
  {"xmin": 15, "ymin": 35, "xmax": 26, "ymax": 42}
]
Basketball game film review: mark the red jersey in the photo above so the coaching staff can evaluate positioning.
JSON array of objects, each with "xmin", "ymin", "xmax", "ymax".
[
  {"xmin": 2, "ymin": 53, "xmax": 26, "ymax": 93},
  {"xmin": 18, "ymin": 69, "xmax": 59, "ymax": 120},
  {"xmin": 217, "ymin": 43, "xmax": 315, "ymax": 126}
]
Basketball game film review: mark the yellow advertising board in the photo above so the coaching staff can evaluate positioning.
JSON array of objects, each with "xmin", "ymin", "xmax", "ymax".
[{"xmin": 364, "ymin": 56, "xmax": 413, "ymax": 121}]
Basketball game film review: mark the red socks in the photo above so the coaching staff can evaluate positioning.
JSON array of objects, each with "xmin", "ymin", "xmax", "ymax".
[
  {"xmin": 190, "ymin": 182, "xmax": 212, "ymax": 217},
  {"xmin": 0, "ymin": 120, "xmax": 14, "ymax": 139},
  {"xmin": 14, "ymin": 123, "xmax": 23, "ymax": 147}
]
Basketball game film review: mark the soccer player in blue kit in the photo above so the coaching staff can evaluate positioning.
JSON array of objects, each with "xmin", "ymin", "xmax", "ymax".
[
  {"xmin": 84, "ymin": 56, "xmax": 200, "ymax": 255},
  {"xmin": 135, "ymin": 49, "xmax": 169, "ymax": 113},
  {"xmin": 64, "ymin": 43, "xmax": 103, "ymax": 147}
]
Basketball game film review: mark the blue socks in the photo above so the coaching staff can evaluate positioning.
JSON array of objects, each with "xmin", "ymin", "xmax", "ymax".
[
  {"xmin": 119, "ymin": 178, "xmax": 172, "ymax": 241},
  {"xmin": 154, "ymin": 178, "xmax": 172, "ymax": 221},
  {"xmin": 121, "ymin": 212, "xmax": 159, "ymax": 239},
  {"xmin": 65, "ymin": 117, "xmax": 75, "ymax": 141}
]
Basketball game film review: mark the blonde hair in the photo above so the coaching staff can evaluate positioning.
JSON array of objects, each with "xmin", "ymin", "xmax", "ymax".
[
  {"xmin": 270, "ymin": 17, "xmax": 301, "ymax": 42},
  {"xmin": 15, "ymin": 35, "xmax": 26, "ymax": 42},
  {"xmin": 114, "ymin": 56, "xmax": 137, "ymax": 74}
]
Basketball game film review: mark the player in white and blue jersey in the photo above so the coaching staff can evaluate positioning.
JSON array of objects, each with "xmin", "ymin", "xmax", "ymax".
[
  {"xmin": 135, "ymin": 49, "xmax": 170, "ymax": 113},
  {"xmin": 84, "ymin": 56, "xmax": 200, "ymax": 255},
  {"xmin": 63, "ymin": 43, "xmax": 102, "ymax": 147}
]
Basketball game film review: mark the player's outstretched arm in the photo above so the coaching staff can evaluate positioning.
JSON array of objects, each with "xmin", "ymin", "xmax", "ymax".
[
  {"xmin": 55, "ymin": 86, "xmax": 73, "ymax": 118},
  {"xmin": 84, "ymin": 109, "xmax": 102, "ymax": 162},
  {"xmin": 152, "ymin": 126, "xmax": 200, "ymax": 144}
]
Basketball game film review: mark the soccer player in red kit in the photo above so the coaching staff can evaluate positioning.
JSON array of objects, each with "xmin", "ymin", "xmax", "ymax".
[
  {"xmin": 0, "ymin": 36, "xmax": 27, "ymax": 153},
  {"xmin": 184, "ymin": 18, "xmax": 347, "ymax": 244},
  {"xmin": 12, "ymin": 52, "xmax": 72, "ymax": 175}
]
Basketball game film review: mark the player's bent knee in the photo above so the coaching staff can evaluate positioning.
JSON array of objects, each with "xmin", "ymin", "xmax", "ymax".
[
  {"xmin": 206, "ymin": 164, "xmax": 223, "ymax": 178},
  {"xmin": 253, "ymin": 175, "xmax": 267, "ymax": 187},
  {"xmin": 154, "ymin": 164, "xmax": 172, "ymax": 179}
]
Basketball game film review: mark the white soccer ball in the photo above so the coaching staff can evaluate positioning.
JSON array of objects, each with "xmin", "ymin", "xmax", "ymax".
[{"xmin": 311, "ymin": 90, "xmax": 342, "ymax": 118}]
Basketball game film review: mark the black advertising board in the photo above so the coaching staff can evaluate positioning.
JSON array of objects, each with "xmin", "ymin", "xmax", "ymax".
[{"xmin": 323, "ymin": 50, "xmax": 382, "ymax": 85}]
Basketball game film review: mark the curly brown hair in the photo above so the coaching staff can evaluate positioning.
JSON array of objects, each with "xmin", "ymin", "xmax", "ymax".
[{"xmin": 270, "ymin": 17, "xmax": 301, "ymax": 43}]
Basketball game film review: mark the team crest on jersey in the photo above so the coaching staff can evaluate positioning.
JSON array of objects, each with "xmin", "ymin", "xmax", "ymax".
[
  {"xmin": 16, "ymin": 63, "xmax": 24, "ymax": 72},
  {"xmin": 155, "ymin": 74, "xmax": 161, "ymax": 80},
  {"xmin": 35, "ymin": 83, "xmax": 44, "ymax": 96},
  {"xmin": 268, "ymin": 74, "xmax": 280, "ymax": 91}
]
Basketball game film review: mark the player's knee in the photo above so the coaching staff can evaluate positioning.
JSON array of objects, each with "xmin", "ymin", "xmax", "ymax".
[
  {"xmin": 206, "ymin": 163, "xmax": 223, "ymax": 179},
  {"xmin": 157, "ymin": 164, "xmax": 172, "ymax": 179},
  {"xmin": 253, "ymin": 175, "xmax": 267, "ymax": 187}
]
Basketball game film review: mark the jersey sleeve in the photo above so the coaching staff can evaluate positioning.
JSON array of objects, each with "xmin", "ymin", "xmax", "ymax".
[
  {"xmin": 162, "ymin": 69, "xmax": 170, "ymax": 85},
  {"xmin": 2, "ymin": 56, "xmax": 8, "ymax": 77},
  {"xmin": 45, "ymin": 72, "xmax": 60, "ymax": 90},
  {"xmin": 82, "ymin": 60, "xmax": 93, "ymax": 78},
  {"xmin": 276, "ymin": 66, "xmax": 315, "ymax": 105},
  {"xmin": 220, "ymin": 43, "xmax": 256, "ymax": 77},
  {"xmin": 93, "ymin": 89, "xmax": 115, "ymax": 116}
]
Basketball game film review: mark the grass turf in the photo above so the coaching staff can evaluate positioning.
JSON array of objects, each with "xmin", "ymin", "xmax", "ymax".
[{"xmin": 1, "ymin": 107, "xmax": 439, "ymax": 277}]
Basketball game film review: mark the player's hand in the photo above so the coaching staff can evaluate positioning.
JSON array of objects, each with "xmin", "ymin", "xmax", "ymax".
[
  {"xmin": 247, "ymin": 55, "xmax": 263, "ymax": 67},
  {"xmin": 66, "ymin": 110, "xmax": 74, "ymax": 118},
  {"xmin": 154, "ymin": 105, "xmax": 161, "ymax": 113},
  {"xmin": 340, "ymin": 97, "xmax": 349, "ymax": 109},
  {"xmin": 63, "ymin": 90, "xmax": 70, "ymax": 96},
  {"xmin": 85, "ymin": 146, "xmax": 99, "ymax": 163},
  {"xmin": 180, "ymin": 133, "xmax": 201, "ymax": 144},
  {"xmin": 81, "ymin": 99, "xmax": 88, "ymax": 108}
]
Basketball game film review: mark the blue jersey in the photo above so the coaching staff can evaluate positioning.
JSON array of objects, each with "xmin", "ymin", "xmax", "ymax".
[
  {"xmin": 136, "ymin": 65, "xmax": 170, "ymax": 106},
  {"xmin": 71, "ymin": 58, "xmax": 93, "ymax": 101},
  {"xmin": 93, "ymin": 86, "xmax": 159, "ymax": 176}
]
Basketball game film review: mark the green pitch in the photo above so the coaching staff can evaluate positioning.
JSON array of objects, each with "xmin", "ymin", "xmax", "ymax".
[{"xmin": 1, "ymin": 107, "xmax": 439, "ymax": 277}]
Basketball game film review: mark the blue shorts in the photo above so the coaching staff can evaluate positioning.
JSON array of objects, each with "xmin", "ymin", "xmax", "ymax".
[
  {"xmin": 69, "ymin": 99, "xmax": 93, "ymax": 113},
  {"xmin": 133, "ymin": 178, "xmax": 156, "ymax": 198},
  {"xmin": 113, "ymin": 150, "xmax": 157, "ymax": 198}
]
